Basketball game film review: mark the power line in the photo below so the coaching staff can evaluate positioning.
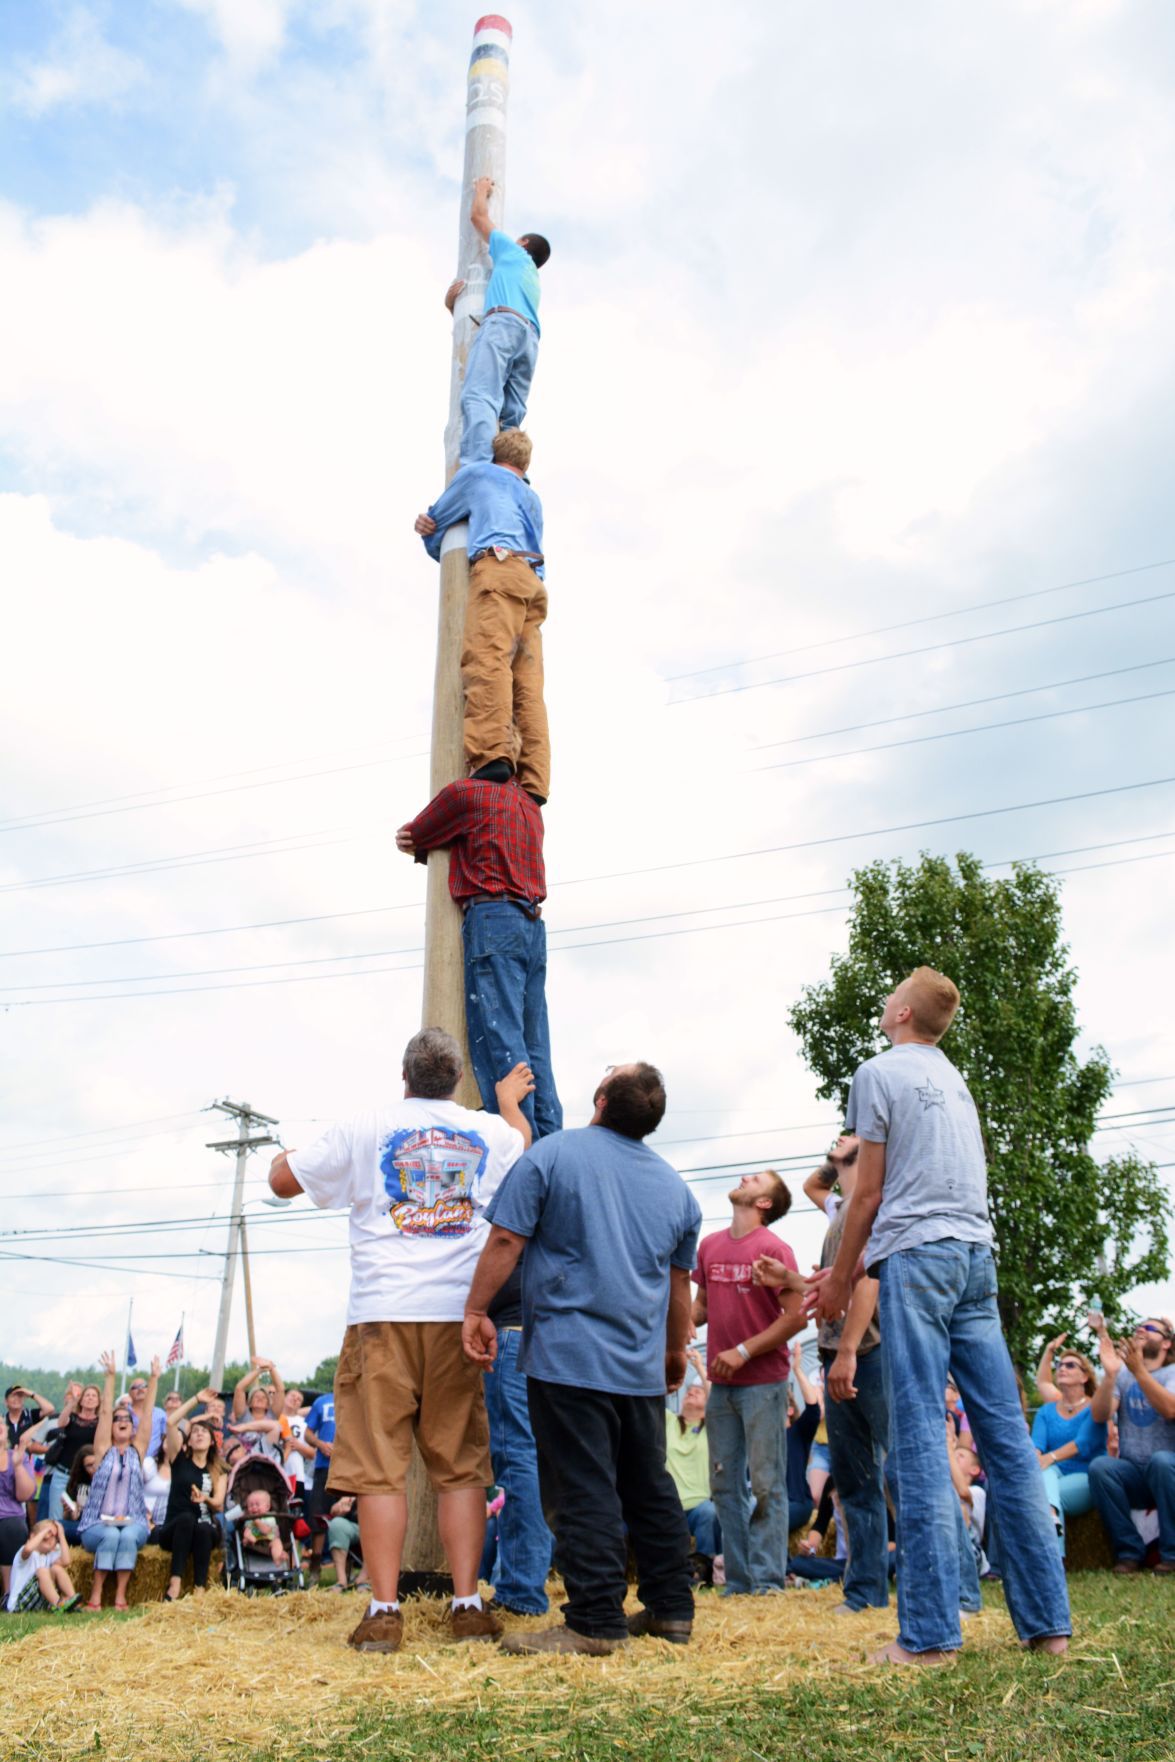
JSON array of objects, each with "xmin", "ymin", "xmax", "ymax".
[
  {"xmin": 0, "ymin": 902, "xmax": 420, "ymax": 961},
  {"xmin": 0, "ymin": 1112, "xmax": 201, "ymax": 1154},
  {"xmin": 3, "ymin": 834, "xmax": 1174, "ymax": 1008},
  {"xmin": 671, "ymin": 587, "xmax": 1175, "ymax": 704},
  {"xmin": 0, "ymin": 729, "xmax": 427, "ymax": 834},
  {"xmin": 666, "ymin": 557, "xmax": 1175, "ymax": 683},
  {"xmin": 753, "ymin": 656, "xmax": 1175, "ymax": 752},
  {"xmin": 0, "ymin": 826, "xmax": 367, "ymax": 896},
  {"xmin": 754, "ymin": 687, "xmax": 1175, "ymax": 773},
  {"xmin": 0, "ymin": 748, "xmax": 428, "ymax": 838}
]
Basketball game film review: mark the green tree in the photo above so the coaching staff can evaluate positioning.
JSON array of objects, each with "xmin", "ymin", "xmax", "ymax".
[
  {"xmin": 788, "ymin": 852, "xmax": 1171, "ymax": 1369},
  {"xmin": 308, "ymin": 1354, "xmax": 338, "ymax": 1391}
]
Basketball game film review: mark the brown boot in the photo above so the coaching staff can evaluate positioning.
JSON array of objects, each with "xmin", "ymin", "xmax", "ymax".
[
  {"xmin": 1112, "ymin": 1559, "xmax": 1143, "ymax": 1575},
  {"xmin": 447, "ymin": 1603, "xmax": 503, "ymax": 1643},
  {"xmin": 501, "ymin": 1625, "xmax": 624, "ymax": 1656},
  {"xmin": 626, "ymin": 1608, "xmax": 692, "ymax": 1644},
  {"xmin": 347, "ymin": 1606, "xmax": 404, "ymax": 1653}
]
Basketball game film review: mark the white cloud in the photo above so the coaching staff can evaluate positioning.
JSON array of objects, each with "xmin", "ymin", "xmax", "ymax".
[
  {"xmin": 8, "ymin": 8, "xmax": 145, "ymax": 115},
  {"xmin": 171, "ymin": 0, "xmax": 292, "ymax": 70}
]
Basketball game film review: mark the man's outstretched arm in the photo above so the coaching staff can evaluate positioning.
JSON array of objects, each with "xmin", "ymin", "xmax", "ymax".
[
  {"xmin": 414, "ymin": 465, "xmax": 475, "ymax": 562},
  {"xmin": 463, "ymin": 1225, "xmax": 528, "ymax": 1368},
  {"xmin": 816, "ymin": 1139, "xmax": 885, "ymax": 1323},
  {"xmin": 470, "ymin": 175, "xmax": 495, "ymax": 242}
]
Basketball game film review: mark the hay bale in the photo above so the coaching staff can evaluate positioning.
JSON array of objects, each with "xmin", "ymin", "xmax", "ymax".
[
  {"xmin": 71, "ymin": 1545, "xmax": 225, "ymax": 1606},
  {"xmin": 1065, "ymin": 1507, "xmax": 1115, "ymax": 1572}
]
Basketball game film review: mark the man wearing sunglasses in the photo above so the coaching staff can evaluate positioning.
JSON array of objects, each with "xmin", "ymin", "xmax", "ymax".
[{"xmin": 1089, "ymin": 1315, "xmax": 1175, "ymax": 1572}]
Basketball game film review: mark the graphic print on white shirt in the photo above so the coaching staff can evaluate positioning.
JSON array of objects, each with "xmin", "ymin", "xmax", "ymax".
[{"xmin": 380, "ymin": 1125, "xmax": 489, "ymax": 1237}]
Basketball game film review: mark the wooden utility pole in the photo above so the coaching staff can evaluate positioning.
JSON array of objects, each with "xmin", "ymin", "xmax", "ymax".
[
  {"xmin": 403, "ymin": 14, "xmax": 514, "ymax": 1577},
  {"xmin": 421, "ymin": 12, "xmax": 513, "ymax": 1105}
]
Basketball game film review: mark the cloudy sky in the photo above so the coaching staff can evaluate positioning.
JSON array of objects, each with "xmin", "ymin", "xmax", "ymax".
[{"xmin": 1, "ymin": 0, "xmax": 1173, "ymax": 1379}]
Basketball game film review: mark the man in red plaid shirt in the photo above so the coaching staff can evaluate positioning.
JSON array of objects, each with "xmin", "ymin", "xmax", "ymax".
[{"xmin": 396, "ymin": 778, "xmax": 562, "ymax": 1141}]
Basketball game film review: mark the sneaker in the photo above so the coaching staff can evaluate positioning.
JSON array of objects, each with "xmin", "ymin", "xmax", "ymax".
[
  {"xmin": 347, "ymin": 1607, "xmax": 404, "ymax": 1653},
  {"xmin": 501, "ymin": 1625, "xmax": 624, "ymax": 1656},
  {"xmin": 1153, "ymin": 1560, "xmax": 1175, "ymax": 1575},
  {"xmin": 486, "ymin": 1597, "xmax": 546, "ymax": 1617},
  {"xmin": 447, "ymin": 1604, "xmax": 503, "ymax": 1643},
  {"xmin": 1112, "ymin": 1559, "xmax": 1144, "ymax": 1575},
  {"xmin": 626, "ymin": 1608, "xmax": 692, "ymax": 1644},
  {"xmin": 56, "ymin": 1595, "xmax": 82, "ymax": 1613}
]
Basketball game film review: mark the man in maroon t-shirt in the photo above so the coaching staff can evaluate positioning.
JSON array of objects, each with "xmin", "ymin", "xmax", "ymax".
[{"xmin": 693, "ymin": 1171, "xmax": 809, "ymax": 1595}]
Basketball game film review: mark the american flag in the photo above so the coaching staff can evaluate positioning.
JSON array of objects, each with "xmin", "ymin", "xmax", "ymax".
[{"xmin": 165, "ymin": 1322, "xmax": 184, "ymax": 1368}]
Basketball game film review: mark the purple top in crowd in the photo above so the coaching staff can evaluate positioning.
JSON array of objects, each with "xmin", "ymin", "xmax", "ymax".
[{"xmin": 0, "ymin": 1458, "xmax": 26, "ymax": 1520}]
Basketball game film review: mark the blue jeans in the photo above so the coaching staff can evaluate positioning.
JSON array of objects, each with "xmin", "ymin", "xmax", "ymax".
[
  {"xmin": 685, "ymin": 1500, "xmax": 720, "ymax": 1558},
  {"xmin": 460, "ymin": 311, "xmax": 539, "ymax": 465},
  {"xmin": 81, "ymin": 1518, "xmax": 150, "ymax": 1572},
  {"xmin": 821, "ymin": 1345, "xmax": 890, "ymax": 1609},
  {"xmin": 706, "ymin": 1381, "xmax": 789, "ymax": 1594},
  {"xmin": 1089, "ymin": 1451, "xmax": 1175, "ymax": 1562},
  {"xmin": 1041, "ymin": 1465, "xmax": 1096, "ymax": 1553},
  {"xmin": 483, "ymin": 1327, "xmax": 553, "ymax": 1612},
  {"xmin": 463, "ymin": 901, "xmax": 562, "ymax": 1140},
  {"xmin": 45, "ymin": 1466, "xmax": 69, "ymax": 1522},
  {"xmin": 879, "ymin": 1242, "xmax": 1070, "ymax": 1653}
]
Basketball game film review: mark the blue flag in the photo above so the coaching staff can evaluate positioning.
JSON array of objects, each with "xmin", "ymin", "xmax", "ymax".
[{"xmin": 126, "ymin": 1332, "xmax": 137, "ymax": 1369}]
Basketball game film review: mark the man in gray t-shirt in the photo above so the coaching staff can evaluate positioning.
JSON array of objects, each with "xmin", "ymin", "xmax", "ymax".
[
  {"xmin": 845, "ymin": 1042, "xmax": 992, "ymax": 1270},
  {"xmin": 817, "ymin": 965, "xmax": 1070, "ymax": 1665},
  {"xmin": 1088, "ymin": 1317, "xmax": 1175, "ymax": 1568}
]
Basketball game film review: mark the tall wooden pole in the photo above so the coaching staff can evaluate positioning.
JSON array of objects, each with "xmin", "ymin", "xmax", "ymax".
[
  {"xmin": 421, "ymin": 13, "xmax": 512, "ymax": 1107},
  {"xmin": 403, "ymin": 15, "xmax": 514, "ymax": 1577}
]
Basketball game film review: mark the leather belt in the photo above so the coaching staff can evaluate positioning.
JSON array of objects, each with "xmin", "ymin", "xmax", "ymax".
[
  {"xmin": 482, "ymin": 304, "xmax": 537, "ymax": 331},
  {"xmin": 470, "ymin": 547, "xmax": 545, "ymax": 568},
  {"xmin": 462, "ymin": 893, "xmax": 543, "ymax": 920}
]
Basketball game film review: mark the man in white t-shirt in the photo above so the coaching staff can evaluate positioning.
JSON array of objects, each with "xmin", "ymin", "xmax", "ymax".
[{"xmin": 269, "ymin": 1027, "xmax": 533, "ymax": 1655}]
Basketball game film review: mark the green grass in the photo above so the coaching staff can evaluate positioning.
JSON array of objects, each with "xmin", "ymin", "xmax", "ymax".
[
  {"xmin": 262, "ymin": 1578, "xmax": 1175, "ymax": 1762},
  {"xmin": 0, "ymin": 1606, "xmax": 144, "ymax": 1644}
]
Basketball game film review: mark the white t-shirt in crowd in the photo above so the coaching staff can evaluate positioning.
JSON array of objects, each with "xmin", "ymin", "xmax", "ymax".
[
  {"xmin": 6, "ymin": 1542, "xmax": 60, "ymax": 1610},
  {"xmin": 289, "ymin": 1099, "xmax": 525, "ymax": 1323},
  {"xmin": 283, "ymin": 1415, "xmax": 310, "ymax": 1487}
]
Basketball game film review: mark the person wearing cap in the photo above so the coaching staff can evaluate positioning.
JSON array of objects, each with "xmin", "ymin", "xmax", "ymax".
[
  {"xmin": 445, "ymin": 176, "xmax": 550, "ymax": 466},
  {"xmin": 5, "ymin": 1385, "xmax": 56, "ymax": 1451},
  {"xmin": 396, "ymin": 776, "xmax": 561, "ymax": 1144},
  {"xmin": 1088, "ymin": 1314, "xmax": 1175, "ymax": 1572},
  {"xmin": 415, "ymin": 427, "xmax": 550, "ymax": 806}
]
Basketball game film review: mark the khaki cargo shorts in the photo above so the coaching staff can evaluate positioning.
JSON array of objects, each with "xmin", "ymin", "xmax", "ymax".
[{"xmin": 327, "ymin": 1320, "xmax": 492, "ymax": 1497}]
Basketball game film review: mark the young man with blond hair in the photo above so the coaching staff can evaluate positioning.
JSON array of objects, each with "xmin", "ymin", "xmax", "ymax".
[
  {"xmin": 817, "ymin": 966, "xmax": 1071, "ymax": 1665},
  {"xmin": 414, "ymin": 427, "xmax": 550, "ymax": 805},
  {"xmin": 693, "ymin": 1170, "xmax": 809, "ymax": 1596}
]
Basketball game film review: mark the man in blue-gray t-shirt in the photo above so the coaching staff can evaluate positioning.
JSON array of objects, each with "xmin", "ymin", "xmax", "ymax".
[
  {"xmin": 817, "ymin": 966, "xmax": 1071, "ymax": 1666},
  {"xmin": 1088, "ymin": 1315, "xmax": 1175, "ymax": 1569},
  {"xmin": 463, "ymin": 1062, "xmax": 702, "ymax": 1655},
  {"xmin": 445, "ymin": 175, "xmax": 551, "ymax": 466}
]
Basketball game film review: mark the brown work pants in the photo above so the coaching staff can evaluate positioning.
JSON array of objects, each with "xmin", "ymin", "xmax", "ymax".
[{"xmin": 461, "ymin": 553, "xmax": 551, "ymax": 801}]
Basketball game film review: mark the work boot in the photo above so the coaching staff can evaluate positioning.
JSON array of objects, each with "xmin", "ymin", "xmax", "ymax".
[
  {"xmin": 501, "ymin": 1624, "xmax": 624, "ymax": 1656},
  {"xmin": 347, "ymin": 1605, "xmax": 404, "ymax": 1653},
  {"xmin": 626, "ymin": 1607, "xmax": 692, "ymax": 1644},
  {"xmin": 447, "ymin": 1603, "xmax": 503, "ymax": 1643}
]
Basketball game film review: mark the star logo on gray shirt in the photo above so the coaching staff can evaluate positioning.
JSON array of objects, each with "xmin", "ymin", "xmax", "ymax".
[{"xmin": 914, "ymin": 1080, "xmax": 945, "ymax": 1110}]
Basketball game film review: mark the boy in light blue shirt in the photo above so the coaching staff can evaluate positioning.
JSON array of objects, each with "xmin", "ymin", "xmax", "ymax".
[{"xmin": 445, "ymin": 176, "xmax": 551, "ymax": 464}]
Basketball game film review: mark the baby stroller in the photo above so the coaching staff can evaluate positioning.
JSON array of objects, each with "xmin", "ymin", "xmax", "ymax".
[{"xmin": 222, "ymin": 1454, "xmax": 306, "ymax": 1595}]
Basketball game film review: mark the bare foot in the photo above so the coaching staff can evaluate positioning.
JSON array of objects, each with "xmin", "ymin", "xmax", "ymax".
[
  {"xmin": 1026, "ymin": 1634, "xmax": 1069, "ymax": 1654},
  {"xmin": 869, "ymin": 1640, "xmax": 957, "ymax": 1668}
]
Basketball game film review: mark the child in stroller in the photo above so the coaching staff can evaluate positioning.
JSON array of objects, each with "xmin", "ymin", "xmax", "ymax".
[{"xmin": 223, "ymin": 1454, "xmax": 304, "ymax": 1594}]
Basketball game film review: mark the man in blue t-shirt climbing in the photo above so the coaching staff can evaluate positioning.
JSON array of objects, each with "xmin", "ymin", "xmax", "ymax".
[{"xmin": 445, "ymin": 175, "xmax": 550, "ymax": 466}]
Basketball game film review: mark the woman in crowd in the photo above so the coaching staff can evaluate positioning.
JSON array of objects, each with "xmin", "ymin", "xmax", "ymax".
[
  {"xmin": 0, "ymin": 1434, "xmax": 36, "ymax": 1600},
  {"xmin": 41, "ymin": 1381, "xmax": 101, "ymax": 1520},
  {"xmin": 228, "ymin": 1358, "xmax": 285, "ymax": 1463},
  {"xmin": 157, "ymin": 1410, "xmax": 226, "ymax": 1600},
  {"xmin": 60, "ymin": 1447, "xmax": 98, "ymax": 1544},
  {"xmin": 80, "ymin": 1351, "xmax": 159, "ymax": 1611},
  {"xmin": 1031, "ymin": 1338, "xmax": 1106, "ymax": 1552},
  {"xmin": 664, "ymin": 1350, "xmax": 720, "ymax": 1574}
]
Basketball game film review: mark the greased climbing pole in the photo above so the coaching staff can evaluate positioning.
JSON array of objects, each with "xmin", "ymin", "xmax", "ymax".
[{"xmin": 421, "ymin": 14, "xmax": 513, "ymax": 1105}]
